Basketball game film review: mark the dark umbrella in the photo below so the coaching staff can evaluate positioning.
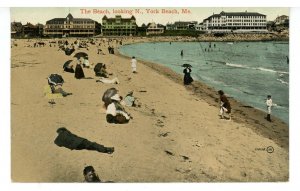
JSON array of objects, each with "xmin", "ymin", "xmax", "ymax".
[
  {"xmin": 73, "ymin": 52, "xmax": 88, "ymax": 59},
  {"xmin": 63, "ymin": 60, "xmax": 74, "ymax": 69},
  {"xmin": 48, "ymin": 74, "xmax": 64, "ymax": 86},
  {"xmin": 182, "ymin": 64, "xmax": 192, "ymax": 68},
  {"xmin": 63, "ymin": 60, "xmax": 75, "ymax": 73},
  {"xmin": 102, "ymin": 88, "xmax": 118, "ymax": 107},
  {"xmin": 65, "ymin": 48, "xmax": 75, "ymax": 56}
]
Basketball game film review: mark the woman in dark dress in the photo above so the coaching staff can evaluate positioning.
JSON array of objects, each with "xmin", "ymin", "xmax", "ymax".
[
  {"xmin": 183, "ymin": 67, "xmax": 193, "ymax": 85},
  {"xmin": 74, "ymin": 59, "xmax": 85, "ymax": 79}
]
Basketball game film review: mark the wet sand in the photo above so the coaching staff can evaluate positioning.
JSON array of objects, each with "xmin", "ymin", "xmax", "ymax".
[{"xmin": 11, "ymin": 37, "xmax": 288, "ymax": 182}]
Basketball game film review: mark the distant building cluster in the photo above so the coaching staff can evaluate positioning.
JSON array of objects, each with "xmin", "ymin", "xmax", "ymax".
[{"xmin": 11, "ymin": 11, "xmax": 289, "ymax": 38}]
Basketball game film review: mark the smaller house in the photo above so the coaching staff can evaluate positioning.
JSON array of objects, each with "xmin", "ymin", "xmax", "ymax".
[{"xmin": 146, "ymin": 22, "xmax": 165, "ymax": 35}]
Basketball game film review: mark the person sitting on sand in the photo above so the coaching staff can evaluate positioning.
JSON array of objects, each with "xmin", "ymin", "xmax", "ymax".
[
  {"xmin": 83, "ymin": 56, "xmax": 91, "ymax": 68},
  {"xmin": 96, "ymin": 77, "xmax": 119, "ymax": 84},
  {"xmin": 218, "ymin": 90, "xmax": 231, "ymax": 120},
  {"xmin": 121, "ymin": 91, "xmax": 138, "ymax": 107},
  {"xmin": 83, "ymin": 166, "xmax": 101, "ymax": 182},
  {"xmin": 49, "ymin": 84, "xmax": 72, "ymax": 97},
  {"xmin": 54, "ymin": 127, "xmax": 114, "ymax": 154},
  {"xmin": 94, "ymin": 63, "xmax": 109, "ymax": 78},
  {"xmin": 106, "ymin": 94, "xmax": 131, "ymax": 124}
]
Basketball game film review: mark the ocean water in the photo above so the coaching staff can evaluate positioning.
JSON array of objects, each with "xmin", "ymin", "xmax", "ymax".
[{"xmin": 119, "ymin": 41, "xmax": 289, "ymax": 124}]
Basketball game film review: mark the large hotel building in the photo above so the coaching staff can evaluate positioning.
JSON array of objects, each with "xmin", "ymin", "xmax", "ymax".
[
  {"xmin": 43, "ymin": 14, "xmax": 101, "ymax": 37},
  {"xmin": 102, "ymin": 15, "xmax": 137, "ymax": 36},
  {"xmin": 202, "ymin": 11, "xmax": 268, "ymax": 33}
]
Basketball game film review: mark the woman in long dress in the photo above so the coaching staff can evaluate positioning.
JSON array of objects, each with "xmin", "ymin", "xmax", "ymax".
[
  {"xmin": 183, "ymin": 66, "xmax": 193, "ymax": 85},
  {"xmin": 74, "ymin": 58, "xmax": 85, "ymax": 79}
]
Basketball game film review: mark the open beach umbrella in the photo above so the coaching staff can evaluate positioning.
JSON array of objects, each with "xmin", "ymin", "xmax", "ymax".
[
  {"xmin": 182, "ymin": 64, "xmax": 192, "ymax": 68},
  {"xmin": 63, "ymin": 60, "xmax": 75, "ymax": 73},
  {"xmin": 73, "ymin": 52, "xmax": 88, "ymax": 59},
  {"xmin": 48, "ymin": 74, "xmax": 64, "ymax": 86},
  {"xmin": 63, "ymin": 60, "xmax": 75, "ymax": 69},
  {"xmin": 102, "ymin": 88, "xmax": 118, "ymax": 107},
  {"xmin": 65, "ymin": 48, "xmax": 75, "ymax": 56}
]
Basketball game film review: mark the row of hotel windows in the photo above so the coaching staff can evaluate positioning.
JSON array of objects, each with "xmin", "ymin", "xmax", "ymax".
[
  {"xmin": 45, "ymin": 30, "xmax": 95, "ymax": 32},
  {"xmin": 208, "ymin": 23, "xmax": 266, "ymax": 26},
  {"xmin": 103, "ymin": 23, "xmax": 136, "ymax": 26},
  {"xmin": 226, "ymin": 16, "xmax": 266, "ymax": 18},
  {"xmin": 103, "ymin": 26, "xmax": 136, "ymax": 29},
  {"xmin": 48, "ymin": 21, "xmax": 95, "ymax": 25},
  {"xmin": 211, "ymin": 20, "xmax": 266, "ymax": 23},
  {"xmin": 47, "ymin": 25, "xmax": 95, "ymax": 29}
]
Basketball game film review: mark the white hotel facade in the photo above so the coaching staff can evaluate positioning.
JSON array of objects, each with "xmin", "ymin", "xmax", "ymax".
[{"xmin": 203, "ymin": 11, "xmax": 268, "ymax": 33}]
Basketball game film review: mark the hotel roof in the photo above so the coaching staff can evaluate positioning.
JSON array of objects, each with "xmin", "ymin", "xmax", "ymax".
[
  {"xmin": 204, "ymin": 11, "xmax": 266, "ymax": 21},
  {"xmin": 46, "ymin": 14, "xmax": 96, "ymax": 24},
  {"xmin": 102, "ymin": 15, "xmax": 136, "ymax": 22}
]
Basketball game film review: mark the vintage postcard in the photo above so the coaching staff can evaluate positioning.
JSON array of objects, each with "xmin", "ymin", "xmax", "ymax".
[{"xmin": 10, "ymin": 7, "xmax": 289, "ymax": 182}]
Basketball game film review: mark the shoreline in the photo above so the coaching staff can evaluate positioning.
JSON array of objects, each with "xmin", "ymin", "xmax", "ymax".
[{"xmin": 116, "ymin": 41, "xmax": 289, "ymax": 150}]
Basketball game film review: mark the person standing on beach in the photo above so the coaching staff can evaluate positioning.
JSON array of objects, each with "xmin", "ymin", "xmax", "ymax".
[
  {"xmin": 266, "ymin": 95, "xmax": 277, "ymax": 122},
  {"xmin": 218, "ymin": 90, "xmax": 231, "ymax": 120},
  {"xmin": 131, "ymin": 56, "xmax": 137, "ymax": 73},
  {"xmin": 74, "ymin": 58, "xmax": 85, "ymax": 79},
  {"xmin": 183, "ymin": 66, "xmax": 193, "ymax": 85}
]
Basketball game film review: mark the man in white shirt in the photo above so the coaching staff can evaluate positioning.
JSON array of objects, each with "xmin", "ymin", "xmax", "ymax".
[
  {"xmin": 266, "ymin": 95, "xmax": 277, "ymax": 122},
  {"xmin": 131, "ymin": 56, "xmax": 137, "ymax": 73}
]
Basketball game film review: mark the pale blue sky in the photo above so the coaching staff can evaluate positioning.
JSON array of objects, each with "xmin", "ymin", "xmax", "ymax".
[{"xmin": 11, "ymin": 7, "xmax": 289, "ymax": 25}]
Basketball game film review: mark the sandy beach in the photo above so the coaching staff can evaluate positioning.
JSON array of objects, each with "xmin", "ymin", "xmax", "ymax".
[{"xmin": 11, "ymin": 36, "xmax": 288, "ymax": 182}]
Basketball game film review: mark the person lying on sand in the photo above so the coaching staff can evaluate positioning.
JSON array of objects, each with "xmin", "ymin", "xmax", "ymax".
[
  {"xmin": 96, "ymin": 77, "xmax": 119, "ymax": 84},
  {"xmin": 54, "ymin": 127, "xmax": 114, "ymax": 154}
]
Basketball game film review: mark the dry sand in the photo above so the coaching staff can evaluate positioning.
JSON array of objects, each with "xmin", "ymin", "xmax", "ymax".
[{"xmin": 11, "ymin": 37, "xmax": 288, "ymax": 182}]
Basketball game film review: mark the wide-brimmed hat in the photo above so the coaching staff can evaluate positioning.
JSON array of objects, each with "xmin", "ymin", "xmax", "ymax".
[{"xmin": 110, "ymin": 94, "xmax": 121, "ymax": 101}]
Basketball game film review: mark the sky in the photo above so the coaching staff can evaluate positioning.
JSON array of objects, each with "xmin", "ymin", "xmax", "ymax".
[{"xmin": 11, "ymin": 7, "xmax": 289, "ymax": 26}]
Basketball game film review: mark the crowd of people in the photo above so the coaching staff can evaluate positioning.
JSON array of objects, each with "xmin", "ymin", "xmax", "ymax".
[
  {"xmin": 45, "ymin": 37, "xmax": 141, "ymax": 182},
  {"xmin": 44, "ymin": 36, "xmax": 279, "ymax": 182}
]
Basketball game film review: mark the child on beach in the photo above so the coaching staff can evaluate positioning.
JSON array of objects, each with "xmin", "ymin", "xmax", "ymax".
[
  {"xmin": 266, "ymin": 95, "xmax": 277, "ymax": 122},
  {"xmin": 131, "ymin": 56, "xmax": 137, "ymax": 73},
  {"xmin": 218, "ymin": 90, "xmax": 232, "ymax": 120}
]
